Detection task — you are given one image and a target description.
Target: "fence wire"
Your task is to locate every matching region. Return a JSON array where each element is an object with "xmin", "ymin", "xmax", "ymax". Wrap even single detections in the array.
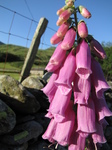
[{"xmin": 0, "ymin": 4, "xmax": 56, "ymax": 79}]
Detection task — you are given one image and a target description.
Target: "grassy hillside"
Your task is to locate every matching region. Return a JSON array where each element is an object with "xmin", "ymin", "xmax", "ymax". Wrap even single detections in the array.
[
  {"xmin": 0, "ymin": 44, "xmax": 112, "ymax": 81},
  {"xmin": 0, "ymin": 44, "xmax": 55, "ymax": 80},
  {"xmin": 0, "ymin": 44, "xmax": 55, "ymax": 68}
]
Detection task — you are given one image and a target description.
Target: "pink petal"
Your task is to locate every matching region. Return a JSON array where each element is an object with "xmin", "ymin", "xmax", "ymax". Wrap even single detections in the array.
[
  {"xmin": 55, "ymin": 49, "xmax": 76, "ymax": 95},
  {"xmin": 77, "ymin": 96, "xmax": 96, "ymax": 134},
  {"xmin": 78, "ymin": 5, "xmax": 91, "ymax": 18},
  {"xmin": 69, "ymin": 129, "xmax": 86, "ymax": 150},
  {"xmin": 92, "ymin": 122, "xmax": 107, "ymax": 144},
  {"xmin": 42, "ymin": 118, "xmax": 56, "ymax": 143},
  {"xmin": 57, "ymin": 22, "xmax": 70, "ymax": 37},
  {"xmin": 92, "ymin": 89, "xmax": 112, "ymax": 121},
  {"xmin": 50, "ymin": 33, "xmax": 63, "ymax": 45},
  {"xmin": 43, "ymin": 101, "xmax": 75, "ymax": 146},
  {"xmin": 76, "ymin": 39, "xmax": 92, "ymax": 79},
  {"xmin": 91, "ymin": 57, "xmax": 110, "ymax": 99},
  {"xmin": 48, "ymin": 87, "xmax": 72, "ymax": 122},
  {"xmin": 90, "ymin": 39, "xmax": 107, "ymax": 59},
  {"xmin": 53, "ymin": 101, "xmax": 75, "ymax": 146},
  {"xmin": 78, "ymin": 21, "xmax": 88, "ymax": 38},
  {"xmin": 45, "ymin": 42, "xmax": 67, "ymax": 72},
  {"xmin": 73, "ymin": 73, "xmax": 91, "ymax": 104},
  {"xmin": 61, "ymin": 28, "xmax": 76, "ymax": 50},
  {"xmin": 41, "ymin": 70, "xmax": 59, "ymax": 102}
]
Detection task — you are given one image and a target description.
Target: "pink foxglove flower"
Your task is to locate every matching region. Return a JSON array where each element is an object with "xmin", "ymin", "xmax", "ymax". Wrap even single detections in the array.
[
  {"xmin": 61, "ymin": 28, "xmax": 76, "ymax": 50},
  {"xmin": 77, "ymin": 96, "xmax": 96, "ymax": 134},
  {"xmin": 42, "ymin": 118, "xmax": 56, "ymax": 143},
  {"xmin": 92, "ymin": 89, "xmax": 112, "ymax": 121},
  {"xmin": 78, "ymin": 5, "xmax": 91, "ymax": 18},
  {"xmin": 43, "ymin": 101, "xmax": 75, "ymax": 146},
  {"xmin": 73, "ymin": 73, "xmax": 91, "ymax": 104},
  {"xmin": 45, "ymin": 42, "xmax": 66, "ymax": 72},
  {"xmin": 55, "ymin": 49, "xmax": 76, "ymax": 95},
  {"xmin": 78, "ymin": 20, "xmax": 88, "ymax": 38},
  {"xmin": 48, "ymin": 88, "xmax": 72, "ymax": 122},
  {"xmin": 68, "ymin": 129, "xmax": 86, "ymax": 150},
  {"xmin": 91, "ymin": 57, "xmax": 110, "ymax": 98},
  {"xmin": 41, "ymin": 70, "xmax": 59, "ymax": 103},
  {"xmin": 90, "ymin": 38, "xmax": 107, "ymax": 59},
  {"xmin": 50, "ymin": 33, "xmax": 63, "ymax": 45},
  {"xmin": 92, "ymin": 122, "xmax": 107, "ymax": 144},
  {"xmin": 57, "ymin": 22, "xmax": 70, "ymax": 37},
  {"xmin": 76, "ymin": 39, "xmax": 92, "ymax": 79},
  {"xmin": 53, "ymin": 101, "xmax": 75, "ymax": 146}
]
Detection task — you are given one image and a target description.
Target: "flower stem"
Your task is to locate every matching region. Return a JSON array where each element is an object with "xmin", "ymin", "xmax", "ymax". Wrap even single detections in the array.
[{"xmin": 74, "ymin": 8, "xmax": 79, "ymax": 44}]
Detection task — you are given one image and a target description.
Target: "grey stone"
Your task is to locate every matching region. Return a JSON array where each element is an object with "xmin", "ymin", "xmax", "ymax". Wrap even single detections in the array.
[
  {"xmin": 27, "ymin": 140, "xmax": 50, "ymax": 150},
  {"xmin": 22, "ymin": 76, "xmax": 44, "ymax": 90},
  {"xmin": 1, "ymin": 120, "xmax": 43, "ymax": 145},
  {"xmin": 26, "ymin": 88, "xmax": 49, "ymax": 112},
  {"xmin": 0, "ymin": 142, "xmax": 28, "ymax": 150},
  {"xmin": 34, "ymin": 113, "xmax": 50, "ymax": 132},
  {"xmin": 0, "ymin": 75, "xmax": 40, "ymax": 114},
  {"xmin": 0, "ymin": 98, "xmax": 16, "ymax": 135}
]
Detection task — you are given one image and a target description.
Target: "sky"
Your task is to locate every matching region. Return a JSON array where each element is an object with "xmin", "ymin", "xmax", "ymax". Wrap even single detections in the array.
[{"xmin": 0, "ymin": 0, "xmax": 112, "ymax": 49}]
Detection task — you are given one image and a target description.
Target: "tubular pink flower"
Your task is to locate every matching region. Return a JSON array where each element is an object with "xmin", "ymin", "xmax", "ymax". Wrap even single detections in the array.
[
  {"xmin": 78, "ymin": 5, "xmax": 91, "ymax": 19},
  {"xmin": 92, "ymin": 89, "xmax": 112, "ymax": 121},
  {"xmin": 53, "ymin": 101, "xmax": 75, "ymax": 146},
  {"xmin": 76, "ymin": 39, "xmax": 92, "ymax": 79},
  {"xmin": 50, "ymin": 33, "xmax": 63, "ymax": 45},
  {"xmin": 45, "ymin": 42, "xmax": 67, "ymax": 72},
  {"xmin": 48, "ymin": 88, "xmax": 72, "ymax": 122},
  {"xmin": 55, "ymin": 49, "xmax": 76, "ymax": 95},
  {"xmin": 57, "ymin": 22, "xmax": 70, "ymax": 37},
  {"xmin": 91, "ymin": 57, "xmax": 110, "ymax": 98},
  {"xmin": 41, "ymin": 70, "xmax": 59, "ymax": 103},
  {"xmin": 68, "ymin": 130, "xmax": 86, "ymax": 150},
  {"xmin": 90, "ymin": 38, "xmax": 107, "ymax": 59},
  {"xmin": 73, "ymin": 73, "xmax": 91, "ymax": 104},
  {"xmin": 61, "ymin": 28, "xmax": 76, "ymax": 50},
  {"xmin": 43, "ymin": 101, "xmax": 75, "ymax": 146},
  {"xmin": 78, "ymin": 20, "xmax": 88, "ymax": 38},
  {"xmin": 92, "ymin": 122, "xmax": 107, "ymax": 144},
  {"xmin": 42, "ymin": 118, "xmax": 56, "ymax": 143},
  {"xmin": 77, "ymin": 96, "xmax": 96, "ymax": 134}
]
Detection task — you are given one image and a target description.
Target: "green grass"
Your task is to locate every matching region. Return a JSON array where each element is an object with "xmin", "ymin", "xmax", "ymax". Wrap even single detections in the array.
[{"xmin": 0, "ymin": 44, "xmax": 55, "ymax": 80}]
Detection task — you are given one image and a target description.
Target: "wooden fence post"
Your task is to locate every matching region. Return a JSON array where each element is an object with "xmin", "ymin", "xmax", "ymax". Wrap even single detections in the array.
[{"xmin": 19, "ymin": 17, "xmax": 48, "ymax": 82}]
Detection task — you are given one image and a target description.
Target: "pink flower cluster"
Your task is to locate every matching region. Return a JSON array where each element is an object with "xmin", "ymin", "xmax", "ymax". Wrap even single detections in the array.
[{"xmin": 42, "ymin": 0, "xmax": 111, "ymax": 149}]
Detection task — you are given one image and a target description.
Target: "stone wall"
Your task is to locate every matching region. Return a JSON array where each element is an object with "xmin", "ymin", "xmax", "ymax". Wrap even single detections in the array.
[{"xmin": 0, "ymin": 75, "xmax": 112, "ymax": 150}]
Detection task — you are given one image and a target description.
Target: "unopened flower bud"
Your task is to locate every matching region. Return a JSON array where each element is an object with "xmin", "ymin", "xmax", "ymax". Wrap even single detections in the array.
[
  {"xmin": 78, "ymin": 5, "xmax": 91, "ymax": 19},
  {"xmin": 57, "ymin": 22, "xmax": 70, "ymax": 37},
  {"xmin": 90, "ymin": 39, "xmax": 107, "ymax": 59},
  {"xmin": 59, "ymin": 8, "xmax": 73, "ymax": 22},
  {"xmin": 50, "ymin": 33, "xmax": 63, "ymax": 45},
  {"xmin": 65, "ymin": 0, "xmax": 75, "ymax": 4},
  {"xmin": 66, "ymin": 1, "xmax": 74, "ymax": 7},
  {"xmin": 78, "ymin": 20, "xmax": 88, "ymax": 38},
  {"xmin": 57, "ymin": 5, "xmax": 68, "ymax": 16},
  {"xmin": 61, "ymin": 27, "xmax": 76, "ymax": 50}
]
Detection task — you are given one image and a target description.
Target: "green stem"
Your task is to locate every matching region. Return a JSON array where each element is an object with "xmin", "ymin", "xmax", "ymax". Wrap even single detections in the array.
[{"xmin": 74, "ymin": 8, "xmax": 79, "ymax": 45}]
